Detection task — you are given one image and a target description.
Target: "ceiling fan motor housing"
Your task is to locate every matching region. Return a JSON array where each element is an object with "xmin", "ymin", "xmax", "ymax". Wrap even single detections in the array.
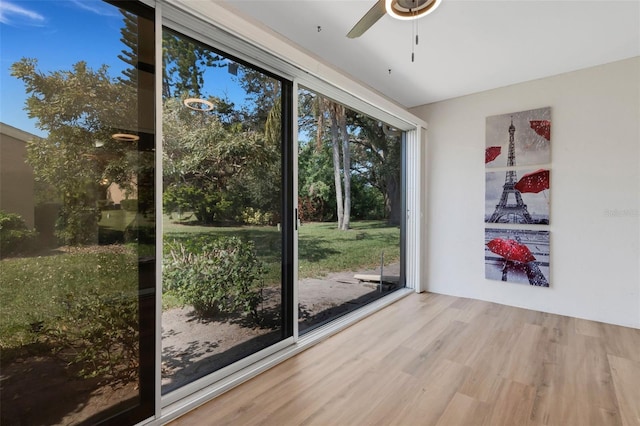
[
  {"xmin": 347, "ymin": 0, "xmax": 443, "ymax": 38},
  {"xmin": 386, "ymin": 0, "xmax": 442, "ymax": 20}
]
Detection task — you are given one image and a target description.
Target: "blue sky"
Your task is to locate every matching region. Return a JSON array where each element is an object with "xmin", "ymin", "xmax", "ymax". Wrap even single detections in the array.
[
  {"xmin": 1, "ymin": 0, "xmax": 127, "ymax": 136},
  {"xmin": 1, "ymin": 0, "xmax": 246, "ymax": 138}
]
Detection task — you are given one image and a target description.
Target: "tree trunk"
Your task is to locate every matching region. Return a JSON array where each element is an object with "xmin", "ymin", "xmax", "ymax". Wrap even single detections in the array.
[
  {"xmin": 386, "ymin": 173, "xmax": 401, "ymax": 226},
  {"xmin": 339, "ymin": 106, "xmax": 351, "ymax": 230},
  {"xmin": 330, "ymin": 114, "xmax": 344, "ymax": 229}
]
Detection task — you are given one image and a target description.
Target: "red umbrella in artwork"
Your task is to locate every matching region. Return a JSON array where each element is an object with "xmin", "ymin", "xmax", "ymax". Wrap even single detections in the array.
[
  {"xmin": 515, "ymin": 169, "xmax": 549, "ymax": 194},
  {"xmin": 530, "ymin": 120, "xmax": 551, "ymax": 141},
  {"xmin": 487, "ymin": 238, "xmax": 536, "ymax": 263},
  {"xmin": 485, "ymin": 146, "xmax": 502, "ymax": 164}
]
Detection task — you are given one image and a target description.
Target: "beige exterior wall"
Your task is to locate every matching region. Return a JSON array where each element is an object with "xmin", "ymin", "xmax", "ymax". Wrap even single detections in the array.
[
  {"xmin": 107, "ymin": 180, "xmax": 137, "ymax": 205},
  {"xmin": 0, "ymin": 123, "xmax": 36, "ymax": 228}
]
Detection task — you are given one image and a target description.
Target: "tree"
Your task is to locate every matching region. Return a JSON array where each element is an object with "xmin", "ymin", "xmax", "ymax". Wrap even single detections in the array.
[
  {"xmin": 305, "ymin": 94, "xmax": 352, "ymax": 230},
  {"xmin": 162, "ymin": 96, "xmax": 275, "ymax": 224},
  {"xmin": 11, "ymin": 58, "xmax": 139, "ymax": 244},
  {"xmin": 297, "ymin": 142, "xmax": 336, "ymax": 222},
  {"xmin": 162, "ymin": 30, "xmax": 224, "ymax": 99},
  {"xmin": 328, "ymin": 102, "xmax": 345, "ymax": 229},
  {"xmin": 161, "ymin": 35, "xmax": 284, "ymax": 224},
  {"xmin": 116, "ymin": 9, "xmax": 140, "ymax": 88},
  {"xmin": 234, "ymin": 66, "xmax": 283, "ymax": 221},
  {"xmin": 237, "ymin": 66, "xmax": 281, "ymax": 131},
  {"xmin": 351, "ymin": 117, "xmax": 403, "ymax": 225},
  {"xmin": 338, "ymin": 104, "xmax": 351, "ymax": 230}
]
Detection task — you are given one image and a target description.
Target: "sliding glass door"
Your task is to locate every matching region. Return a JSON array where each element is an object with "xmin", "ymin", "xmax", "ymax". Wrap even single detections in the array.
[
  {"xmin": 160, "ymin": 29, "xmax": 293, "ymax": 396},
  {"xmin": 1, "ymin": 2, "xmax": 412, "ymax": 423},
  {"xmin": 0, "ymin": 1, "xmax": 155, "ymax": 424},
  {"xmin": 297, "ymin": 87, "xmax": 405, "ymax": 333}
]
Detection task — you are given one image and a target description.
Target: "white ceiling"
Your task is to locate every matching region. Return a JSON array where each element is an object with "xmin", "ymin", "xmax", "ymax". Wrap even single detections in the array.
[{"xmin": 223, "ymin": 0, "xmax": 640, "ymax": 109}]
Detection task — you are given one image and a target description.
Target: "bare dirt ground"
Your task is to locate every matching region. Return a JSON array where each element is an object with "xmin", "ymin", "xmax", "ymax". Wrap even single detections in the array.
[
  {"xmin": 0, "ymin": 356, "xmax": 138, "ymax": 426},
  {"xmin": 1, "ymin": 264, "xmax": 400, "ymax": 425},
  {"xmin": 161, "ymin": 263, "xmax": 400, "ymax": 393}
]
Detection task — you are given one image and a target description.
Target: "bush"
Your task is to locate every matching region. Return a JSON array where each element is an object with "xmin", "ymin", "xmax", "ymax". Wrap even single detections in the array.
[
  {"xmin": 55, "ymin": 206, "xmax": 100, "ymax": 246},
  {"xmin": 163, "ymin": 237, "xmax": 264, "ymax": 320},
  {"xmin": 239, "ymin": 207, "xmax": 273, "ymax": 226},
  {"xmin": 0, "ymin": 211, "xmax": 37, "ymax": 258},
  {"xmin": 163, "ymin": 184, "xmax": 243, "ymax": 224},
  {"xmin": 40, "ymin": 291, "xmax": 139, "ymax": 382}
]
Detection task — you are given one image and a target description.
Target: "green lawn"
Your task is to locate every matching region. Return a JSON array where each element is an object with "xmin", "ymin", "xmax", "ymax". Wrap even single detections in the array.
[
  {"xmin": 298, "ymin": 221, "xmax": 400, "ymax": 278},
  {"xmin": 0, "ymin": 248, "xmax": 138, "ymax": 352},
  {"xmin": 0, "ymin": 218, "xmax": 399, "ymax": 355},
  {"xmin": 164, "ymin": 218, "xmax": 400, "ymax": 281}
]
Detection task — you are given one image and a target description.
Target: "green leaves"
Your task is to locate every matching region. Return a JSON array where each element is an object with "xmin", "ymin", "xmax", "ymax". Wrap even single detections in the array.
[
  {"xmin": 163, "ymin": 237, "xmax": 265, "ymax": 321},
  {"xmin": 0, "ymin": 211, "xmax": 37, "ymax": 258},
  {"xmin": 162, "ymin": 96, "xmax": 281, "ymax": 224},
  {"xmin": 11, "ymin": 56, "xmax": 144, "ymax": 245},
  {"xmin": 42, "ymin": 291, "xmax": 139, "ymax": 382}
]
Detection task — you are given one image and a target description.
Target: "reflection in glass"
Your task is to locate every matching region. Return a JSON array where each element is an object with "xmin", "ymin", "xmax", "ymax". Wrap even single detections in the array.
[
  {"xmin": 0, "ymin": 1, "xmax": 155, "ymax": 424},
  {"xmin": 161, "ymin": 29, "xmax": 288, "ymax": 394},
  {"xmin": 297, "ymin": 87, "xmax": 404, "ymax": 333}
]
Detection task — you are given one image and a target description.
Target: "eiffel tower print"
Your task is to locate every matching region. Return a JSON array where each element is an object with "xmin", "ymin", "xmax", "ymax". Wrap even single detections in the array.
[{"xmin": 487, "ymin": 118, "xmax": 533, "ymax": 224}]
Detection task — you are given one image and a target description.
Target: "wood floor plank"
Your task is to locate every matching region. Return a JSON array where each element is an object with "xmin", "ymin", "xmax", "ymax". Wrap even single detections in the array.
[
  {"xmin": 603, "ymin": 323, "xmax": 640, "ymax": 362},
  {"xmin": 608, "ymin": 354, "xmax": 640, "ymax": 426},
  {"xmin": 434, "ymin": 392, "xmax": 490, "ymax": 426},
  {"xmin": 170, "ymin": 294, "xmax": 639, "ymax": 426},
  {"xmin": 456, "ymin": 315, "xmax": 525, "ymax": 402},
  {"xmin": 575, "ymin": 316, "xmax": 604, "ymax": 338},
  {"xmin": 501, "ymin": 322, "xmax": 546, "ymax": 386},
  {"xmin": 388, "ymin": 358, "xmax": 470, "ymax": 426},
  {"xmin": 401, "ymin": 319, "xmax": 469, "ymax": 379},
  {"xmin": 300, "ymin": 366, "xmax": 411, "ymax": 426},
  {"xmin": 482, "ymin": 379, "xmax": 536, "ymax": 426}
]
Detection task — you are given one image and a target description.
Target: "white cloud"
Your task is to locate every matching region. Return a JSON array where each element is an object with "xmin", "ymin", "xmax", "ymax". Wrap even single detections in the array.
[
  {"xmin": 69, "ymin": 0, "xmax": 118, "ymax": 17},
  {"xmin": 0, "ymin": 1, "xmax": 45, "ymax": 25}
]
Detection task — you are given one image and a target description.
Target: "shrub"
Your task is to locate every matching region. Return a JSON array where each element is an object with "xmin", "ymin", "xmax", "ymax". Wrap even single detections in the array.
[
  {"xmin": 239, "ymin": 207, "xmax": 273, "ymax": 226},
  {"xmin": 55, "ymin": 206, "xmax": 100, "ymax": 246},
  {"xmin": 0, "ymin": 211, "xmax": 38, "ymax": 258},
  {"xmin": 163, "ymin": 237, "xmax": 264, "ymax": 320},
  {"xmin": 40, "ymin": 291, "xmax": 139, "ymax": 382}
]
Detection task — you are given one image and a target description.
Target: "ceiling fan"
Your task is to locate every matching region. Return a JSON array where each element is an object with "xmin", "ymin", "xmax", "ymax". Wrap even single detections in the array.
[{"xmin": 347, "ymin": 0, "xmax": 442, "ymax": 38}]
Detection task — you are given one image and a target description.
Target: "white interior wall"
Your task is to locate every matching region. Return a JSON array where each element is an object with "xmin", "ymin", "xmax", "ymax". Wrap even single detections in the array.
[{"xmin": 410, "ymin": 57, "xmax": 640, "ymax": 329}]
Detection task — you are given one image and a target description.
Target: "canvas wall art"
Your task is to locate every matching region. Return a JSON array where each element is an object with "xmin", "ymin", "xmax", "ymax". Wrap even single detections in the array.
[
  {"xmin": 484, "ymin": 107, "xmax": 551, "ymax": 288},
  {"xmin": 485, "ymin": 168, "xmax": 550, "ymax": 224},
  {"xmin": 485, "ymin": 228, "xmax": 550, "ymax": 287},
  {"xmin": 485, "ymin": 107, "xmax": 551, "ymax": 168}
]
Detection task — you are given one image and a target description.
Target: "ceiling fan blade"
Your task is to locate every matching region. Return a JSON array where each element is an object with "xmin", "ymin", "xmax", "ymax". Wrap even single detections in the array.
[{"xmin": 346, "ymin": 0, "xmax": 386, "ymax": 38}]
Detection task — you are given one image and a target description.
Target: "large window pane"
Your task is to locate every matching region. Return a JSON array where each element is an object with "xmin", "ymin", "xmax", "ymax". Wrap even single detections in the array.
[
  {"xmin": 0, "ymin": 1, "xmax": 155, "ymax": 424},
  {"xmin": 297, "ymin": 87, "xmax": 404, "ymax": 333},
  {"xmin": 161, "ymin": 29, "xmax": 291, "ymax": 394}
]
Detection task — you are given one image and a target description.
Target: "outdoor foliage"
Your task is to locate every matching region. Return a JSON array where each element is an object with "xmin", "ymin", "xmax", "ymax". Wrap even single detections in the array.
[
  {"xmin": 162, "ymin": 29, "xmax": 226, "ymax": 99},
  {"xmin": 351, "ymin": 115, "xmax": 403, "ymax": 225},
  {"xmin": 0, "ymin": 211, "xmax": 37, "ymax": 258},
  {"xmin": 163, "ymin": 237, "xmax": 265, "ymax": 320},
  {"xmin": 55, "ymin": 205, "xmax": 101, "ymax": 246},
  {"xmin": 298, "ymin": 142, "xmax": 389, "ymax": 222},
  {"xmin": 162, "ymin": 31, "xmax": 283, "ymax": 226},
  {"xmin": 162, "ymin": 96, "xmax": 279, "ymax": 225},
  {"xmin": 298, "ymin": 88, "xmax": 402, "ymax": 226},
  {"xmin": 0, "ymin": 248, "xmax": 138, "ymax": 363},
  {"xmin": 239, "ymin": 207, "xmax": 274, "ymax": 226},
  {"xmin": 10, "ymin": 58, "xmax": 144, "ymax": 245},
  {"xmin": 40, "ymin": 291, "xmax": 139, "ymax": 382}
]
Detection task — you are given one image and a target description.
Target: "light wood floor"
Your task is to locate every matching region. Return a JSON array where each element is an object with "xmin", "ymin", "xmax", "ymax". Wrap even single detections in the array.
[{"xmin": 170, "ymin": 293, "xmax": 640, "ymax": 426}]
